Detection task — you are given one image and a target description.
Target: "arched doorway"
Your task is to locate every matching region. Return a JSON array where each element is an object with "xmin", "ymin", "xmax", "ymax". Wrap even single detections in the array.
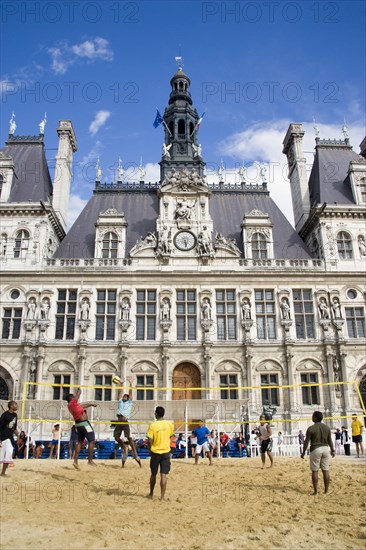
[
  {"xmin": 0, "ymin": 376, "xmax": 10, "ymax": 400},
  {"xmin": 172, "ymin": 363, "xmax": 201, "ymax": 400},
  {"xmin": 359, "ymin": 374, "xmax": 366, "ymax": 426}
]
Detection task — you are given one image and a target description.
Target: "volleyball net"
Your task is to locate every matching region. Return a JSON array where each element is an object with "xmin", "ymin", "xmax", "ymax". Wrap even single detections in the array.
[{"xmin": 18, "ymin": 379, "xmax": 366, "ymax": 435}]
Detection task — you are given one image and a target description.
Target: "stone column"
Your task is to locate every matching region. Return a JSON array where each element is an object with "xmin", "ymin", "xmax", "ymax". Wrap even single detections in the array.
[
  {"xmin": 244, "ymin": 349, "xmax": 254, "ymax": 426},
  {"xmin": 325, "ymin": 349, "xmax": 336, "ymax": 429},
  {"xmin": 161, "ymin": 344, "xmax": 171, "ymax": 401},
  {"xmin": 284, "ymin": 349, "xmax": 294, "ymax": 435},
  {"xmin": 119, "ymin": 345, "xmax": 128, "ymax": 382},
  {"xmin": 203, "ymin": 345, "xmax": 212, "ymax": 399},
  {"xmin": 77, "ymin": 346, "xmax": 87, "ymax": 388},
  {"xmin": 340, "ymin": 351, "xmax": 351, "ymax": 414},
  {"xmin": 35, "ymin": 348, "xmax": 45, "ymax": 400}
]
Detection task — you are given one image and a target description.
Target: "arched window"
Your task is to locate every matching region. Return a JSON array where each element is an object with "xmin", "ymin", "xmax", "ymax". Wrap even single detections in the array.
[
  {"xmin": 189, "ymin": 122, "xmax": 194, "ymax": 136},
  {"xmin": 337, "ymin": 231, "xmax": 353, "ymax": 259},
  {"xmin": 251, "ymin": 232, "xmax": 267, "ymax": 259},
  {"xmin": 14, "ymin": 229, "xmax": 29, "ymax": 258},
  {"xmin": 0, "ymin": 174, "xmax": 3, "ymax": 199},
  {"xmin": 102, "ymin": 232, "xmax": 118, "ymax": 259},
  {"xmin": 178, "ymin": 119, "xmax": 185, "ymax": 139},
  {"xmin": 169, "ymin": 121, "xmax": 174, "ymax": 137}
]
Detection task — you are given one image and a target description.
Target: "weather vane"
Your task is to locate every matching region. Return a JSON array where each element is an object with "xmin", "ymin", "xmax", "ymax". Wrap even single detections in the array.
[{"xmin": 175, "ymin": 46, "xmax": 184, "ymax": 70}]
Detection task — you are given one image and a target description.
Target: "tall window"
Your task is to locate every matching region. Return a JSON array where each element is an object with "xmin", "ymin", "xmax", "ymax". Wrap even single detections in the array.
[
  {"xmin": 359, "ymin": 180, "xmax": 366, "ymax": 203},
  {"xmin": 176, "ymin": 290, "xmax": 196, "ymax": 340},
  {"xmin": 2, "ymin": 308, "xmax": 22, "ymax": 339},
  {"xmin": 311, "ymin": 238, "xmax": 320, "ymax": 259},
  {"xmin": 255, "ymin": 289, "xmax": 276, "ymax": 339},
  {"xmin": 337, "ymin": 231, "xmax": 353, "ymax": 259},
  {"xmin": 52, "ymin": 374, "xmax": 71, "ymax": 400},
  {"xmin": 178, "ymin": 119, "xmax": 185, "ymax": 138},
  {"xmin": 261, "ymin": 373, "xmax": 279, "ymax": 406},
  {"xmin": 301, "ymin": 373, "xmax": 320, "ymax": 405},
  {"xmin": 94, "ymin": 375, "xmax": 112, "ymax": 401},
  {"xmin": 0, "ymin": 175, "xmax": 3, "ymax": 199},
  {"xmin": 102, "ymin": 232, "xmax": 118, "ymax": 259},
  {"xmin": 136, "ymin": 290, "xmax": 156, "ymax": 340},
  {"xmin": 14, "ymin": 229, "xmax": 29, "ymax": 258},
  {"xmin": 136, "ymin": 375, "xmax": 154, "ymax": 400},
  {"xmin": 252, "ymin": 233, "xmax": 267, "ymax": 259},
  {"xmin": 293, "ymin": 289, "xmax": 315, "ymax": 339},
  {"xmin": 345, "ymin": 307, "xmax": 365, "ymax": 338},
  {"xmin": 96, "ymin": 290, "xmax": 117, "ymax": 340},
  {"xmin": 55, "ymin": 289, "xmax": 77, "ymax": 340},
  {"xmin": 216, "ymin": 290, "xmax": 236, "ymax": 340},
  {"xmin": 220, "ymin": 374, "xmax": 238, "ymax": 399}
]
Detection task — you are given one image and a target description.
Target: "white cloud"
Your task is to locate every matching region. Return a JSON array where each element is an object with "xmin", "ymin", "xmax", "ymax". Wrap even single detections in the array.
[
  {"xmin": 89, "ymin": 110, "xmax": 111, "ymax": 136},
  {"xmin": 67, "ymin": 194, "xmax": 88, "ymax": 229},
  {"xmin": 71, "ymin": 37, "xmax": 114, "ymax": 61},
  {"xmin": 48, "ymin": 37, "xmax": 114, "ymax": 75},
  {"xmin": 217, "ymin": 119, "xmax": 365, "ymax": 226}
]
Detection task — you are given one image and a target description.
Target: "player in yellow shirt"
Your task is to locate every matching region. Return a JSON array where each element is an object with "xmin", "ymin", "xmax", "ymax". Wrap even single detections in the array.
[
  {"xmin": 147, "ymin": 406, "xmax": 174, "ymax": 500},
  {"xmin": 351, "ymin": 414, "xmax": 364, "ymax": 458}
]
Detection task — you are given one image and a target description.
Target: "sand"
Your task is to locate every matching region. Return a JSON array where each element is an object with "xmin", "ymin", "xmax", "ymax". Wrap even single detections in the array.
[{"xmin": 1, "ymin": 456, "xmax": 365, "ymax": 550}]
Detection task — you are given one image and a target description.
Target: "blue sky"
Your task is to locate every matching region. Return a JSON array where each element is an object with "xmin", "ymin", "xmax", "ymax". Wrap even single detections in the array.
[{"xmin": 1, "ymin": 0, "xmax": 365, "ymax": 226}]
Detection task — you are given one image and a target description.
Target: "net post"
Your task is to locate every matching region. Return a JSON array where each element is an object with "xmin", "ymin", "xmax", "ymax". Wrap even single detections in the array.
[
  {"xmin": 185, "ymin": 401, "xmax": 188, "ymax": 459},
  {"xmin": 26, "ymin": 404, "xmax": 31, "ymax": 460}
]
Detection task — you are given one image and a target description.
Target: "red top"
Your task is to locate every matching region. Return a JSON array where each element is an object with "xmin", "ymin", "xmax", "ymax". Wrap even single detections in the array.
[
  {"xmin": 68, "ymin": 398, "xmax": 85, "ymax": 421},
  {"xmin": 220, "ymin": 433, "xmax": 230, "ymax": 445}
]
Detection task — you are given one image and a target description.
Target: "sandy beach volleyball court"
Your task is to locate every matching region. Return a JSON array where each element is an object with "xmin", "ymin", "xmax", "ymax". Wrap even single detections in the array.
[{"xmin": 1, "ymin": 457, "xmax": 365, "ymax": 549}]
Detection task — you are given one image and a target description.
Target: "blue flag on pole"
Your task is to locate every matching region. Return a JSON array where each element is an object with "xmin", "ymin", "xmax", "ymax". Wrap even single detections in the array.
[{"xmin": 153, "ymin": 109, "xmax": 164, "ymax": 128}]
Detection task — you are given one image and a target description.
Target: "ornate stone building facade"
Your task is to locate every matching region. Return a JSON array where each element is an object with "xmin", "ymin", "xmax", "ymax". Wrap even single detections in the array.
[{"xmin": 0, "ymin": 68, "xmax": 365, "ymax": 435}]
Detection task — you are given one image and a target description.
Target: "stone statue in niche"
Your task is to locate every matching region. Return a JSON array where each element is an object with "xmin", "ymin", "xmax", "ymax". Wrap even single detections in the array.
[
  {"xmin": 241, "ymin": 299, "xmax": 251, "ymax": 320},
  {"xmin": 40, "ymin": 299, "xmax": 50, "ymax": 320},
  {"xmin": 358, "ymin": 235, "xmax": 366, "ymax": 256},
  {"xmin": 26, "ymin": 299, "xmax": 36, "ymax": 320},
  {"xmin": 160, "ymin": 298, "xmax": 171, "ymax": 321},
  {"xmin": 332, "ymin": 299, "xmax": 342, "ymax": 319},
  {"xmin": 280, "ymin": 299, "xmax": 291, "ymax": 320},
  {"xmin": 80, "ymin": 299, "xmax": 90, "ymax": 321},
  {"xmin": 201, "ymin": 298, "xmax": 212, "ymax": 320},
  {"xmin": 175, "ymin": 198, "xmax": 195, "ymax": 221},
  {"xmin": 121, "ymin": 299, "xmax": 131, "ymax": 321},
  {"xmin": 318, "ymin": 298, "xmax": 330, "ymax": 319}
]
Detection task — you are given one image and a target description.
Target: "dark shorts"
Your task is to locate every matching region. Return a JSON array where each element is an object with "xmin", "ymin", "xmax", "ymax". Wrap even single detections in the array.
[
  {"xmin": 352, "ymin": 435, "xmax": 362, "ymax": 443},
  {"xmin": 51, "ymin": 439, "xmax": 59, "ymax": 445},
  {"xmin": 75, "ymin": 420, "xmax": 95, "ymax": 443},
  {"xmin": 150, "ymin": 451, "xmax": 171, "ymax": 476},
  {"xmin": 114, "ymin": 416, "xmax": 131, "ymax": 438},
  {"xmin": 260, "ymin": 438, "xmax": 273, "ymax": 454}
]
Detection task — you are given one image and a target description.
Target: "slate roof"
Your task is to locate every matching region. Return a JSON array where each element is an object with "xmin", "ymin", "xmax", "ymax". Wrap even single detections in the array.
[
  {"xmin": 308, "ymin": 142, "xmax": 361, "ymax": 207},
  {"xmin": 2, "ymin": 138, "xmax": 53, "ymax": 203},
  {"xmin": 55, "ymin": 187, "xmax": 312, "ymax": 260}
]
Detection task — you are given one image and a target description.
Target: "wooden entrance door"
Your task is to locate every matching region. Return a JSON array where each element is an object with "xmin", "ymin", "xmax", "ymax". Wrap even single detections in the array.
[{"xmin": 172, "ymin": 363, "xmax": 201, "ymax": 400}]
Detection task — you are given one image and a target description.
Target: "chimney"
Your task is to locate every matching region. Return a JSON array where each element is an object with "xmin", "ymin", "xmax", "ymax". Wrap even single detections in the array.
[
  {"xmin": 283, "ymin": 123, "xmax": 310, "ymax": 231},
  {"xmin": 52, "ymin": 120, "xmax": 77, "ymax": 230}
]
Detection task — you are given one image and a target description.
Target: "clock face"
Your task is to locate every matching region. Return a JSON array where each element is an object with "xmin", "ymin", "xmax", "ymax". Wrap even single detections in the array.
[{"xmin": 174, "ymin": 231, "xmax": 196, "ymax": 251}]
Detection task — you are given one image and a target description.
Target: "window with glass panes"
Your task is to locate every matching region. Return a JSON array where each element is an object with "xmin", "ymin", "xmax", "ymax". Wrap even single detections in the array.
[
  {"xmin": 55, "ymin": 289, "xmax": 77, "ymax": 340},
  {"xmin": 220, "ymin": 374, "xmax": 238, "ymax": 399},
  {"xmin": 216, "ymin": 290, "xmax": 236, "ymax": 340},
  {"xmin": 251, "ymin": 232, "xmax": 268, "ymax": 259},
  {"xmin": 14, "ymin": 229, "xmax": 29, "ymax": 258},
  {"xmin": 52, "ymin": 375, "xmax": 71, "ymax": 400},
  {"xmin": 360, "ymin": 181, "xmax": 366, "ymax": 203},
  {"xmin": 293, "ymin": 289, "xmax": 315, "ymax": 339},
  {"xmin": 261, "ymin": 374, "xmax": 279, "ymax": 406},
  {"xmin": 102, "ymin": 232, "xmax": 118, "ymax": 259},
  {"xmin": 255, "ymin": 289, "xmax": 276, "ymax": 339},
  {"xmin": 176, "ymin": 290, "xmax": 196, "ymax": 340},
  {"xmin": 2, "ymin": 308, "xmax": 22, "ymax": 339},
  {"xmin": 300, "ymin": 373, "xmax": 320, "ymax": 405},
  {"xmin": 136, "ymin": 375, "xmax": 154, "ymax": 400},
  {"xmin": 94, "ymin": 375, "xmax": 112, "ymax": 401},
  {"xmin": 337, "ymin": 231, "xmax": 353, "ymax": 259},
  {"xmin": 136, "ymin": 290, "xmax": 156, "ymax": 340},
  {"xmin": 95, "ymin": 290, "xmax": 117, "ymax": 340},
  {"xmin": 345, "ymin": 307, "xmax": 365, "ymax": 338}
]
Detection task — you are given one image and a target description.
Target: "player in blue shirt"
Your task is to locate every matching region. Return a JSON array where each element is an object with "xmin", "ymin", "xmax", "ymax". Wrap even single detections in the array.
[
  {"xmin": 114, "ymin": 376, "xmax": 141, "ymax": 468},
  {"xmin": 193, "ymin": 420, "xmax": 213, "ymax": 465}
]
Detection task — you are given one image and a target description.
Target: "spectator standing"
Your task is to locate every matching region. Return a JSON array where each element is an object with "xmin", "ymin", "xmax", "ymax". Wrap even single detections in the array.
[{"xmin": 341, "ymin": 426, "xmax": 351, "ymax": 456}]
